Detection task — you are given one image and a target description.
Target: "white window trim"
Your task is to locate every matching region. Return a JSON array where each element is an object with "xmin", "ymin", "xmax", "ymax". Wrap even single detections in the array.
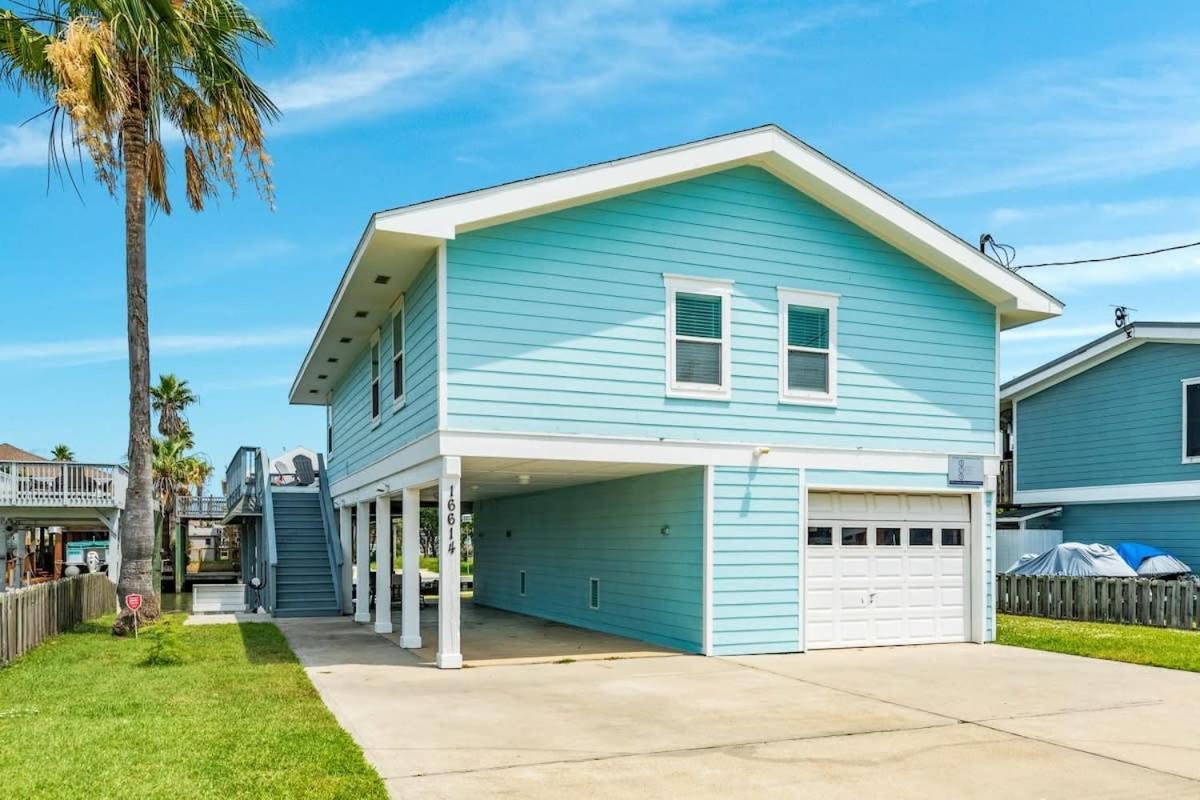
[
  {"xmin": 391, "ymin": 295, "xmax": 406, "ymax": 412},
  {"xmin": 664, "ymin": 274, "xmax": 733, "ymax": 401},
  {"xmin": 777, "ymin": 287, "xmax": 838, "ymax": 406},
  {"xmin": 369, "ymin": 330, "xmax": 382, "ymax": 429},
  {"xmin": 1183, "ymin": 377, "xmax": 1200, "ymax": 464}
]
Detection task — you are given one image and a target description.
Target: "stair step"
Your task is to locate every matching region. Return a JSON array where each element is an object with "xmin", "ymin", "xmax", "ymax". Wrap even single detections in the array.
[{"xmin": 273, "ymin": 606, "xmax": 340, "ymax": 618}]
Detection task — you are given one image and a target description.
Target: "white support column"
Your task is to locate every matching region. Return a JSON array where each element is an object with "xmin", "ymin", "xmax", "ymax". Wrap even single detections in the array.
[
  {"xmin": 375, "ymin": 495, "xmax": 393, "ymax": 634},
  {"xmin": 400, "ymin": 486, "xmax": 422, "ymax": 648},
  {"xmin": 354, "ymin": 500, "xmax": 371, "ymax": 623},
  {"xmin": 338, "ymin": 505, "xmax": 353, "ymax": 614},
  {"xmin": 14, "ymin": 528, "xmax": 25, "ymax": 588},
  {"xmin": 970, "ymin": 491, "xmax": 987, "ymax": 644},
  {"xmin": 436, "ymin": 457, "xmax": 463, "ymax": 669}
]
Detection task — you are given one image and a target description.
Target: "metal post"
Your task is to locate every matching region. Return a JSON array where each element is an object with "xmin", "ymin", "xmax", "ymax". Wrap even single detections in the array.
[{"xmin": 14, "ymin": 528, "xmax": 25, "ymax": 588}]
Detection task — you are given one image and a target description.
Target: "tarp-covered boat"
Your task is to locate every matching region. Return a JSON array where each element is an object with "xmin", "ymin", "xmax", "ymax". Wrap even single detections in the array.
[
  {"xmin": 1116, "ymin": 542, "xmax": 1192, "ymax": 577},
  {"xmin": 1005, "ymin": 543, "xmax": 1138, "ymax": 577}
]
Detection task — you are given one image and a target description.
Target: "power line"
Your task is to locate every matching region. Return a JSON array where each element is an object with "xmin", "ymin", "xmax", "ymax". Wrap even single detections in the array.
[{"xmin": 1015, "ymin": 239, "xmax": 1200, "ymax": 269}]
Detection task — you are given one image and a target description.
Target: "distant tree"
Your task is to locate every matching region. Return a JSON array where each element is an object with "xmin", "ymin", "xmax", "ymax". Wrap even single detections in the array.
[
  {"xmin": 50, "ymin": 443, "xmax": 74, "ymax": 461},
  {"xmin": 150, "ymin": 374, "xmax": 198, "ymax": 438}
]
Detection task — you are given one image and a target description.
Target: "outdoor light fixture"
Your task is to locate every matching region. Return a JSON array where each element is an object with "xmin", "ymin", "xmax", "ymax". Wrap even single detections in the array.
[
  {"xmin": 756, "ymin": 446, "xmax": 770, "ymax": 456},
  {"xmin": 517, "ymin": 474, "xmax": 531, "ymax": 485},
  {"xmin": 660, "ymin": 525, "xmax": 670, "ymax": 536}
]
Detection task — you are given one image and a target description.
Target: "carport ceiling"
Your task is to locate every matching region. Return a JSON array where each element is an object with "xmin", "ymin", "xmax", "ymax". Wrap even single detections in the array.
[{"xmin": 453, "ymin": 458, "xmax": 685, "ymax": 502}]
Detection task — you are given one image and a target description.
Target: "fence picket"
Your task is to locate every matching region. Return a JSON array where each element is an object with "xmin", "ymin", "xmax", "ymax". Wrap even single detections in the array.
[
  {"xmin": 997, "ymin": 575, "xmax": 1198, "ymax": 631},
  {"xmin": 0, "ymin": 573, "xmax": 115, "ymax": 666}
]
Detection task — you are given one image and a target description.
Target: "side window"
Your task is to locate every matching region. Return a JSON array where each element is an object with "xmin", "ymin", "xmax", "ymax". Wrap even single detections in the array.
[
  {"xmin": 664, "ymin": 275, "xmax": 732, "ymax": 400},
  {"xmin": 370, "ymin": 333, "xmax": 381, "ymax": 426},
  {"xmin": 778, "ymin": 288, "xmax": 838, "ymax": 405},
  {"xmin": 1184, "ymin": 378, "xmax": 1200, "ymax": 463},
  {"xmin": 391, "ymin": 300, "xmax": 405, "ymax": 408}
]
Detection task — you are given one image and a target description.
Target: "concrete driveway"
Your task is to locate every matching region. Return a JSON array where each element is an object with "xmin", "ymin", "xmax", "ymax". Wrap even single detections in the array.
[{"xmin": 278, "ymin": 616, "xmax": 1200, "ymax": 799}]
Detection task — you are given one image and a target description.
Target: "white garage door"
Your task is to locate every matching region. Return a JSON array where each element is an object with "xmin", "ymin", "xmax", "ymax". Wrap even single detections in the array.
[{"xmin": 806, "ymin": 491, "xmax": 970, "ymax": 650}]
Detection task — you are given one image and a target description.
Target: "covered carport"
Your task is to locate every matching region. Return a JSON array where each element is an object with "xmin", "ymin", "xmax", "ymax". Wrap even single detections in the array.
[{"xmin": 336, "ymin": 455, "xmax": 705, "ymax": 668}]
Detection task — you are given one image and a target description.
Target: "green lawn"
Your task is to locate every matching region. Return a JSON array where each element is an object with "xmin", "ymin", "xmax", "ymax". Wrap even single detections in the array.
[
  {"xmin": 384, "ymin": 555, "xmax": 473, "ymax": 575},
  {"xmin": 998, "ymin": 613, "xmax": 1200, "ymax": 673},
  {"xmin": 0, "ymin": 615, "xmax": 387, "ymax": 799}
]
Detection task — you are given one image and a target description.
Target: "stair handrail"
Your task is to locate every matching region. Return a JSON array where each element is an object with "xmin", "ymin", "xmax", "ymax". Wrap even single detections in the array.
[
  {"xmin": 316, "ymin": 453, "xmax": 343, "ymax": 609},
  {"xmin": 256, "ymin": 448, "xmax": 278, "ymax": 614}
]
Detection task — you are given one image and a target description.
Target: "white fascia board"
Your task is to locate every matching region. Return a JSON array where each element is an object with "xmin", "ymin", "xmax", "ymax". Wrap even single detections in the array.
[
  {"xmin": 373, "ymin": 126, "xmax": 1061, "ymax": 325},
  {"xmin": 326, "ymin": 428, "xmax": 1000, "ymax": 507},
  {"xmin": 1015, "ymin": 481, "xmax": 1200, "ymax": 505}
]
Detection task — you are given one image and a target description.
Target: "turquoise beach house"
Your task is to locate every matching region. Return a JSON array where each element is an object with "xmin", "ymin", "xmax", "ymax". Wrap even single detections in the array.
[
  {"xmin": 289, "ymin": 125, "xmax": 1062, "ymax": 668},
  {"xmin": 1001, "ymin": 322, "xmax": 1200, "ymax": 567}
]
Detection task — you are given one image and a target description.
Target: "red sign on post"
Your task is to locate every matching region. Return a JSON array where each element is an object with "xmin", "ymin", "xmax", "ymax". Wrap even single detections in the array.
[{"xmin": 125, "ymin": 594, "xmax": 143, "ymax": 612}]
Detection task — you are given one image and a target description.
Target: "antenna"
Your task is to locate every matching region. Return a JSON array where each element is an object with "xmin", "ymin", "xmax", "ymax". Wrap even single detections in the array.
[{"xmin": 1111, "ymin": 305, "xmax": 1137, "ymax": 337}]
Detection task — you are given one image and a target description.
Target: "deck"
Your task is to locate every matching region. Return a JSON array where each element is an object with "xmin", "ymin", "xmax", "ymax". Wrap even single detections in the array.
[{"xmin": 0, "ymin": 461, "xmax": 126, "ymax": 510}]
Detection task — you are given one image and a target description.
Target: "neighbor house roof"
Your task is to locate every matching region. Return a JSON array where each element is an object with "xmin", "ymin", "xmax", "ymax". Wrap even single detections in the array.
[
  {"xmin": 0, "ymin": 443, "xmax": 44, "ymax": 461},
  {"xmin": 1001, "ymin": 322, "xmax": 1200, "ymax": 402},
  {"xmin": 291, "ymin": 124, "xmax": 1064, "ymax": 405}
]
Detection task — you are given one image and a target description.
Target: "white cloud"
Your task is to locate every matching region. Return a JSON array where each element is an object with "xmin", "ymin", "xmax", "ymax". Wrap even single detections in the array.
[
  {"xmin": 0, "ymin": 327, "xmax": 313, "ymax": 366},
  {"xmin": 1013, "ymin": 231, "xmax": 1200, "ymax": 293},
  {"xmin": 886, "ymin": 41, "xmax": 1200, "ymax": 198},
  {"xmin": 269, "ymin": 0, "xmax": 751, "ymax": 122},
  {"xmin": 0, "ymin": 124, "xmax": 47, "ymax": 168}
]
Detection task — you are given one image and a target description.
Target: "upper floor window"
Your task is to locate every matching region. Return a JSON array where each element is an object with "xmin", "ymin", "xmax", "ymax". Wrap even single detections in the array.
[
  {"xmin": 777, "ymin": 287, "xmax": 838, "ymax": 406},
  {"xmin": 1184, "ymin": 377, "xmax": 1200, "ymax": 463},
  {"xmin": 391, "ymin": 297, "xmax": 406, "ymax": 409},
  {"xmin": 370, "ymin": 332, "xmax": 381, "ymax": 426},
  {"xmin": 664, "ymin": 274, "xmax": 733, "ymax": 400}
]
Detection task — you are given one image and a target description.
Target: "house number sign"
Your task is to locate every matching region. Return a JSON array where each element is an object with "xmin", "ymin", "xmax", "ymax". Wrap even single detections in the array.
[
  {"xmin": 445, "ymin": 485, "xmax": 457, "ymax": 555},
  {"xmin": 947, "ymin": 456, "xmax": 984, "ymax": 487}
]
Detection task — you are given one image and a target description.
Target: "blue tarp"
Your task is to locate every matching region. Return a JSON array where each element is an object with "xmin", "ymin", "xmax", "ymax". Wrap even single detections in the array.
[
  {"xmin": 1116, "ymin": 542, "xmax": 1192, "ymax": 576},
  {"xmin": 1116, "ymin": 542, "xmax": 1168, "ymax": 569}
]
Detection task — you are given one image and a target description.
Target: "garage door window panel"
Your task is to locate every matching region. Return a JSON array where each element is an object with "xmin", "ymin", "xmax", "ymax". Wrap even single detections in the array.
[
  {"xmin": 841, "ymin": 526, "xmax": 868, "ymax": 546},
  {"xmin": 876, "ymin": 527, "xmax": 901, "ymax": 546},
  {"xmin": 909, "ymin": 527, "xmax": 934, "ymax": 546},
  {"xmin": 808, "ymin": 526, "xmax": 833, "ymax": 546}
]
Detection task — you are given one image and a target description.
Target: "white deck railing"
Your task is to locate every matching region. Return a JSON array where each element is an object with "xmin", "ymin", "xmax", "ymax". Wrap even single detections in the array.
[{"xmin": 0, "ymin": 461, "xmax": 127, "ymax": 508}]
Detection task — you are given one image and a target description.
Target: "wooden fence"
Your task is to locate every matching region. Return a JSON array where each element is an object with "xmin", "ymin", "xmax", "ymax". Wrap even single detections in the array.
[
  {"xmin": 997, "ymin": 574, "xmax": 1200, "ymax": 630},
  {"xmin": 0, "ymin": 573, "xmax": 116, "ymax": 665}
]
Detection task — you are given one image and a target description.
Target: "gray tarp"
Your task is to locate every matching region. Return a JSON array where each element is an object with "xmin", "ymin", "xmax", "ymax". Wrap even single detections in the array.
[{"xmin": 1005, "ymin": 542, "xmax": 1138, "ymax": 577}]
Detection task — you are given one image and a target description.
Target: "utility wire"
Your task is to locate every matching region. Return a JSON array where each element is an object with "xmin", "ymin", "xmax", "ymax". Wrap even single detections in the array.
[{"xmin": 1015, "ymin": 239, "xmax": 1200, "ymax": 269}]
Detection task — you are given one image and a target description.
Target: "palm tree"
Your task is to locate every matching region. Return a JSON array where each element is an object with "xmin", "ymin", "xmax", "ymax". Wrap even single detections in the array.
[
  {"xmin": 50, "ymin": 444, "xmax": 74, "ymax": 461},
  {"xmin": 1, "ymin": 2, "xmax": 276, "ymax": 632},
  {"xmin": 189, "ymin": 458, "xmax": 214, "ymax": 497},
  {"xmin": 150, "ymin": 374, "xmax": 197, "ymax": 438}
]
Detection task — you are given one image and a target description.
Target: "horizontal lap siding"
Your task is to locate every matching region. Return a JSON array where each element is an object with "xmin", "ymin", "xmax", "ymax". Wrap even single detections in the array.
[
  {"xmin": 711, "ymin": 466, "xmax": 801, "ymax": 655},
  {"xmin": 445, "ymin": 166, "xmax": 996, "ymax": 452},
  {"xmin": 1017, "ymin": 343, "xmax": 1200, "ymax": 489},
  {"xmin": 1061, "ymin": 501, "xmax": 1200, "ymax": 568},
  {"xmin": 472, "ymin": 468, "xmax": 704, "ymax": 652},
  {"xmin": 326, "ymin": 257, "xmax": 438, "ymax": 483}
]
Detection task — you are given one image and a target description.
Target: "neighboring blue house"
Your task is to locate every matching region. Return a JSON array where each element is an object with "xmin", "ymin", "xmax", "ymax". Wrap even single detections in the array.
[
  {"xmin": 1001, "ymin": 322, "xmax": 1200, "ymax": 567},
  {"xmin": 290, "ymin": 125, "xmax": 1062, "ymax": 668}
]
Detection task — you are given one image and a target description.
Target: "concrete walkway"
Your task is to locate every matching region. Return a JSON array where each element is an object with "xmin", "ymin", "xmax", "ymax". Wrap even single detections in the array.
[{"xmin": 276, "ymin": 614, "xmax": 1200, "ymax": 799}]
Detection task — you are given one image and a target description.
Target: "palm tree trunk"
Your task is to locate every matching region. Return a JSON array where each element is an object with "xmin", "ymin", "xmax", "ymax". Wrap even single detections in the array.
[{"xmin": 113, "ymin": 75, "xmax": 160, "ymax": 633}]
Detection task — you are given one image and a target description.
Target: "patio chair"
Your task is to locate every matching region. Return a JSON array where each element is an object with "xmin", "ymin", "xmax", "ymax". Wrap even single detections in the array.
[{"xmin": 293, "ymin": 455, "xmax": 316, "ymax": 487}]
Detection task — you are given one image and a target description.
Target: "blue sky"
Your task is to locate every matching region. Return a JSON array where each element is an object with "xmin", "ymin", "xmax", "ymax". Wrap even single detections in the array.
[{"xmin": 3, "ymin": 0, "xmax": 1200, "ymax": 474}]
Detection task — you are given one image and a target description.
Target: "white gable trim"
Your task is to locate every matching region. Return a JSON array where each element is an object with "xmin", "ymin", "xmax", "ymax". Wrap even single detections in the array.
[
  {"xmin": 374, "ymin": 125, "xmax": 1058, "ymax": 323},
  {"xmin": 292, "ymin": 125, "xmax": 1063, "ymax": 404},
  {"xmin": 1002, "ymin": 324, "xmax": 1200, "ymax": 402}
]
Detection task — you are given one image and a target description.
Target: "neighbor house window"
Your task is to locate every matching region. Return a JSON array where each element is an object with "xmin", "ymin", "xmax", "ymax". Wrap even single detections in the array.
[
  {"xmin": 777, "ymin": 287, "xmax": 838, "ymax": 405},
  {"xmin": 391, "ymin": 298, "xmax": 405, "ymax": 409},
  {"xmin": 664, "ymin": 274, "xmax": 733, "ymax": 400},
  {"xmin": 370, "ymin": 332, "xmax": 381, "ymax": 426},
  {"xmin": 1184, "ymin": 377, "xmax": 1200, "ymax": 464}
]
